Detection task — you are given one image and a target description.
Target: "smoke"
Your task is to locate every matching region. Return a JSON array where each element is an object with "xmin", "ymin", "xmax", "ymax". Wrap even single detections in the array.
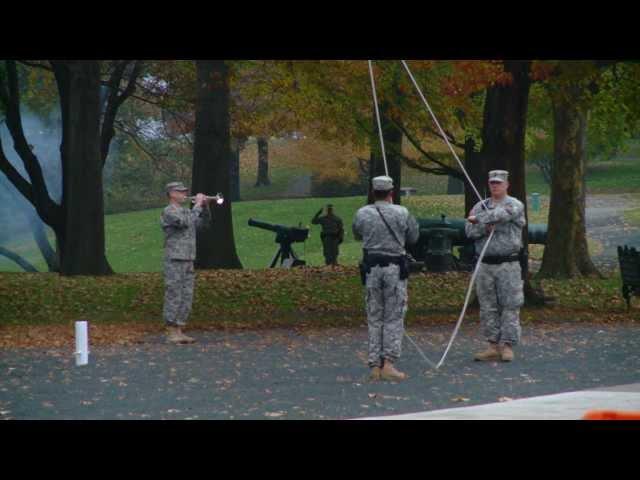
[{"xmin": 0, "ymin": 106, "xmax": 62, "ymax": 265}]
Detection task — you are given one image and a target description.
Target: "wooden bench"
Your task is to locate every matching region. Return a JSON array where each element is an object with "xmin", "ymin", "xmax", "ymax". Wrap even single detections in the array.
[
  {"xmin": 617, "ymin": 245, "xmax": 640, "ymax": 309},
  {"xmin": 400, "ymin": 187, "xmax": 417, "ymax": 197}
]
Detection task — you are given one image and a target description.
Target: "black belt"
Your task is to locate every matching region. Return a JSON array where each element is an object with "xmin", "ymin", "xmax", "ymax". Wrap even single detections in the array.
[
  {"xmin": 364, "ymin": 254, "xmax": 404, "ymax": 268},
  {"xmin": 481, "ymin": 254, "xmax": 520, "ymax": 265}
]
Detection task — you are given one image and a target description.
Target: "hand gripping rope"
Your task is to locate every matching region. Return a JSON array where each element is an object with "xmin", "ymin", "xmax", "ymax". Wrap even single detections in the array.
[{"xmin": 367, "ymin": 60, "xmax": 495, "ymax": 370}]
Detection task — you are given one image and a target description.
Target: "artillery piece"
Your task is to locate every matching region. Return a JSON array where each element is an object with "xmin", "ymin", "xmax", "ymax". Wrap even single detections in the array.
[
  {"xmin": 407, "ymin": 215, "xmax": 548, "ymax": 273},
  {"xmin": 248, "ymin": 218, "xmax": 309, "ymax": 268}
]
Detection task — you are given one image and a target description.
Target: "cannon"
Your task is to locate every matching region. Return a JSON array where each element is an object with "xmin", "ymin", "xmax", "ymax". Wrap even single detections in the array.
[
  {"xmin": 248, "ymin": 218, "xmax": 309, "ymax": 268},
  {"xmin": 407, "ymin": 215, "xmax": 548, "ymax": 273}
]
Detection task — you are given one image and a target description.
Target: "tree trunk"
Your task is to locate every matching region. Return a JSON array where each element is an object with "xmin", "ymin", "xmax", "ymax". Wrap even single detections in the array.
[
  {"xmin": 229, "ymin": 137, "xmax": 244, "ymax": 202},
  {"xmin": 255, "ymin": 136, "xmax": 271, "ymax": 187},
  {"xmin": 192, "ymin": 60, "xmax": 243, "ymax": 270},
  {"xmin": 368, "ymin": 103, "xmax": 402, "ymax": 205},
  {"xmin": 538, "ymin": 84, "xmax": 600, "ymax": 278},
  {"xmin": 479, "ymin": 61, "xmax": 547, "ymax": 304},
  {"xmin": 463, "ymin": 137, "xmax": 485, "ymax": 215},
  {"xmin": 52, "ymin": 61, "xmax": 112, "ymax": 276}
]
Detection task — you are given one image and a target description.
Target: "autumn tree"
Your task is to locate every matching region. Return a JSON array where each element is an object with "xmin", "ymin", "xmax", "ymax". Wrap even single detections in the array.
[
  {"xmin": 0, "ymin": 60, "xmax": 143, "ymax": 275},
  {"xmin": 538, "ymin": 61, "xmax": 640, "ymax": 278}
]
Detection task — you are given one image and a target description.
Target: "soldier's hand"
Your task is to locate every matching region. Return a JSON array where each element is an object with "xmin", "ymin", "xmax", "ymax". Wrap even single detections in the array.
[
  {"xmin": 486, "ymin": 224, "xmax": 495, "ymax": 233},
  {"xmin": 195, "ymin": 193, "xmax": 206, "ymax": 206},
  {"xmin": 468, "ymin": 215, "xmax": 478, "ymax": 224}
]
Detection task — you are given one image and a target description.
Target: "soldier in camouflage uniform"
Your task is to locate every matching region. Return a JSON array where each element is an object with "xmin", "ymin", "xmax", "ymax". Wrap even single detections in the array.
[
  {"xmin": 312, "ymin": 204, "xmax": 344, "ymax": 266},
  {"xmin": 161, "ymin": 182, "xmax": 211, "ymax": 344},
  {"xmin": 465, "ymin": 170, "xmax": 526, "ymax": 362},
  {"xmin": 353, "ymin": 176, "xmax": 420, "ymax": 381}
]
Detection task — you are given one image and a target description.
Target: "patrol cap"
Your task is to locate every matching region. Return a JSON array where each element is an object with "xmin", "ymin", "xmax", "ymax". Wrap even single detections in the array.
[
  {"xmin": 488, "ymin": 170, "xmax": 509, "ymax": 183},
  {"xmin": 165, "ymin": 181, "xmax": 189, "ymax": 193},
  {"xmin": 372, "ymin": 175, "xmax": 394, "ymax": 191}
]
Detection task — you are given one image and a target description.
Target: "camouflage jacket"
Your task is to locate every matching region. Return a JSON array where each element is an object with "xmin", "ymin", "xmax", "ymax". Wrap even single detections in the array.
[
  {"xmin": 465, "ymin": 195, "xmax": 526, "ymax": 256},
  {"xmin": 352, "ymin": 201, "xmax": 420, "ymax": 256},
  {"xmin": 161, "ymin": 203, "xmax": 210, "ymax": 261}
]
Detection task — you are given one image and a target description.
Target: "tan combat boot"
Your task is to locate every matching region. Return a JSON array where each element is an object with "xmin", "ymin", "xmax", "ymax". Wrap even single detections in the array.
[
  {"xmin": 474, "ymin": 342, "xmax": 501, "ymax": 361},
  {"xmin": 176, "ymin": 327, "xmax": 195, "ymax": 344},
  {"xmin": 166, "ymin": 326, "xmax": 195, "ymax": 344},
  {"xmin": 501, "ymin": 343, "xmax": 514, "ymax": 362},
  {"xmin": 166, "ymin": 325, "xmax": 183, "ymax": 344},
  {"xmin": 368, "ymin": 366, "xmax": 382, "ymax": 382},
  {"xmin": 381, "ymin": 360, "xmax": 407, "ymax": 381}
]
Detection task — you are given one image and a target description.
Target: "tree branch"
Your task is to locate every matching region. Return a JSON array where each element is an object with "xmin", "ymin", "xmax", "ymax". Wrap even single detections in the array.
[
  {"xmin": 0, "ymin": 60, "xmax": 60, "ymax": 227},
  {"xmin": 390, "ymin": 118, "xmax": 465, "ymax": 179},
  {"xmin": 0, "ymin": 137, "xmax": 35, "ymax": 203},
  {"xmin": 101, "ymin": 60, "xmax": 144, "ymax": 166}
]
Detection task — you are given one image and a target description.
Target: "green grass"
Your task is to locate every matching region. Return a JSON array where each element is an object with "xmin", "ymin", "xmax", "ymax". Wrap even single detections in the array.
[
  {"xmin": 624, "ymin": 205, "xmax": 640, "ymax": 227},
  {"xmin": 0, "ymin": 195, "xmax": 469, "ymax": 273},
  {"xmin": 525, "ymin": 156, "xmax": 640, "ymax": 196},
  {"xmin": 2, "ymin": 153, "xmax": 638, "ymax": 273},
  {"xmin": 238, "ymin": 165, "xmax": 312, "ymax": 201}
]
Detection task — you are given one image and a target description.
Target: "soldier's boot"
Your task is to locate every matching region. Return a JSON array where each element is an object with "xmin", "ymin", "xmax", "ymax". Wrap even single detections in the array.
[
  {"xmin": 166, "ymin": 326, "xmax": 195, "ymax": 344},
  {"xmin": 474, "ymin": 342, "xmax": 501, "ymax": 361},
  {"xmin": 501, "ymin": 343, "xmax": 514, "ymax": 362},
  {"xmin": 381, "ymin": 360, "xmax": 407, "ymax": 381},
  {"xmin": 166, "ymin": 325, "xmax": 183, "ymax": 344},
  {"xmin": 176, "ymin": 327, "xmax": 195, "ymax": 344},
  {"xmin": 368, "ymin": 366, "xmax": 382, "ymax": 382}
]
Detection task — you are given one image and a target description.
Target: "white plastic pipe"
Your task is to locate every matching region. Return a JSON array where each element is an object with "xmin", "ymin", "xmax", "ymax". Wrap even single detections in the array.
[{"xmin": 75, "ymin": 321, "xmax": 89, "ymax": 366}]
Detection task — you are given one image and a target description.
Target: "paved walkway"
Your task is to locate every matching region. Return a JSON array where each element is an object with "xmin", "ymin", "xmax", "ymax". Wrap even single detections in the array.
[
  {"xmin": 1, "ymin": 322, "xmax": 639, "ymax": 420},
  {"xmin": 585, "ymin": 194, "xmax": 640, "ymax": 269},
  {"xmin": 361, "ymin": 383, "xmax": 640, "ymax": 420}
]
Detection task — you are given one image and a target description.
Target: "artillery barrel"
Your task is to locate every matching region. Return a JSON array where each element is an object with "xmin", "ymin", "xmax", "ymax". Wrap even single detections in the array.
[
  {"xmin": 248, "ymin": 218, "xmax": 282, "ymax": 233},
  {"xmin": 248, "ymin": 218, "xmax": 309, "ymax": 243}
]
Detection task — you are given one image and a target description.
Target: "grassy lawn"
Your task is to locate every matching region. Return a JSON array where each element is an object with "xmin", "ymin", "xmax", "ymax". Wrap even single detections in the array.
[
  {"xmin": 0, "ymin": 194, "xmax": 469, "ymax": 273},
  {"xmin": 624, "ymin": 206, "xmax": 640, "ymax": 228},
  {"xmin": 526, "ymin": 156, "xmax": 640, "ymax": 196}
]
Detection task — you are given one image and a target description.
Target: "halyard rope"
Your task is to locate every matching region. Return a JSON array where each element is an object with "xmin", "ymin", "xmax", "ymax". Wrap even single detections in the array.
[{"xmin": 367, "ymin": 59, "xmax": 495, "ymax": 370}]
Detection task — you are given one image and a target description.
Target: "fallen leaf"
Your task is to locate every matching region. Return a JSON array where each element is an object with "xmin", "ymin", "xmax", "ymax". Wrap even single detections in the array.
[
  {"xmin": 264, "ymin": 411, "xmax": 286, "ymax": 417},
  {"xmin": 451, "ymin": 396, "xmax": 470, "ymax": 403}
]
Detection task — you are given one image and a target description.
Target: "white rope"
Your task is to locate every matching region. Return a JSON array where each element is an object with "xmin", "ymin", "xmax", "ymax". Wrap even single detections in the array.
[
  {"xmin": 369, "ymin": 60, "xmax": 440, "ymax": 367},
  {"xmin": 435, "ymin": 228, "xmax": 494, "ymax": 368},
  {"xmin": 368, "ymin": 60, "xmax": 389, "ymax": 177},
  {"xmin": 400, "ymin": 60, "xmax": 485, "ymax": 207},
  {"xmin": 403, "ymin": 330, "xmax": 438, "ymax": 369},
  {"xmin": 399, "ymin": 60, "xmax": 499, "ymax": 370}
]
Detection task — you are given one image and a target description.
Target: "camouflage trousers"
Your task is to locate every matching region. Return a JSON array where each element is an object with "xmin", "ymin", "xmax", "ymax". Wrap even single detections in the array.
[
  {"xmin": 365, "ymin": 264, "xmax": 408, "ymax": 368},
  {"xmin": 163, "ymin": 259, "xmax": 195, "ymax": 327},
  {"xmin": 476, "ymin": 261, "xmax": 524, "ymax": 345}
]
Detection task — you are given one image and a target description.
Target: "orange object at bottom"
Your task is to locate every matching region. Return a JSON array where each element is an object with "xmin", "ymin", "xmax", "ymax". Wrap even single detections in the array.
[{"xmin": 583, "ymin": 410, "xmax": 640, "ymax": 420}]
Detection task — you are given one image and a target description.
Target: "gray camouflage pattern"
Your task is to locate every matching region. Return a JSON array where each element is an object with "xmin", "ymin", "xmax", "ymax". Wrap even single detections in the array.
[
  {"xmin": 161, "ymin": 204, "xmax": 209, "ymax": 261},
  {"xmin": 163, "ymin": 259, "xmax": 195, "ymax": 327},
  {"xmin": 466, "ymin": 194, "xmax": 526, "ymax": 345},
  {"xmin": 365, "ymin": 265, "xmax": 408, "ymax": 367},
  {"xmin": 352, "ymin": 201, "xmax": 420, "ymax": 256},
  {"xmin": 476, "ymin": 262, "xmax": 524, "ymax": 345},
  {"xmin": 353, "ymin": 201, "xmax": 419, "ymax": 367},
  {"xmin": 161, "ymin": 202, "xmax": 209, "ymax": 326},
  {"xmin": 465, "ymin": 195, "xmax": 526, "ymax": 257}
]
